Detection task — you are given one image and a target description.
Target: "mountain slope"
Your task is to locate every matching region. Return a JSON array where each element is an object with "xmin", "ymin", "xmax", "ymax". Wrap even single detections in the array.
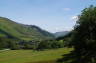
[
  {"xmin": 54, "ymin": 31, "xmax": 70, "ymax": 38},
  {"xmin": 0, "ymin": 17, "xmax": 54, "ymax": 41}
]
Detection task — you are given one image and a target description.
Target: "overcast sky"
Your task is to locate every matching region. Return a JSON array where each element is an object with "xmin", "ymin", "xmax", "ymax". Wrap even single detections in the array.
[{"xmin": 0, "ymin": 0, "xmax": 96, "ymax": 33}]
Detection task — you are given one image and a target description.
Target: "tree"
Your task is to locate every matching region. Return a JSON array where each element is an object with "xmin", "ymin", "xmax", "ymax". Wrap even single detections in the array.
[
  {"xmin": 8, "ymin": 40, "xmax": 20, "ymax": 50},
  {"xmin": 51, "ymin": 40, "xmax": 64, "ymax": 48},
  {"xmin": 37, "ymin": 40, "xmax": 52, "ymax": 50},
  {"xmin": 0, "ymin": 37, "xmax": 9, "ymax": 49},
  {"xmin": 71, "ymin": 5, "xmax": 96, "ymax": 63},
  {"xmin": 58, "ymin": 5, "xmax": 96, "ymax": 63},
  {"xmin": 37, "ymin": 40, "xmax": 64, "ymax": 50}
]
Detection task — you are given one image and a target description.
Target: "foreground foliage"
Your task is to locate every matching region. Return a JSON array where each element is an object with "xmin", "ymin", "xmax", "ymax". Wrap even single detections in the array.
[{"xmin": 58, "ymin": 5, "xmax": 96, "ymax": 63}]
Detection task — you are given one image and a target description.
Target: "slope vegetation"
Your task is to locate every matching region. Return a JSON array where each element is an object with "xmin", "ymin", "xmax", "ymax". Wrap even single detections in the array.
[{"xmin": 0, "ymin": 17, "xmax": 54, "ymax": 41}]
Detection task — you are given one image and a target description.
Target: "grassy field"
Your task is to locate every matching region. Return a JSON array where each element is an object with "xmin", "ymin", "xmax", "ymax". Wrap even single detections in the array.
[{"xmin": 0, "ymin": 48, "xmax": 72, "ymax": 63}]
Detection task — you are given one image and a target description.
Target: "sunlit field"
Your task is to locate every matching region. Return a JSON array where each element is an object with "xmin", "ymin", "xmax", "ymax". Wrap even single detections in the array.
[{"xmin": 0, "ymin": 48, "xmax": 72, "ymax": 63}]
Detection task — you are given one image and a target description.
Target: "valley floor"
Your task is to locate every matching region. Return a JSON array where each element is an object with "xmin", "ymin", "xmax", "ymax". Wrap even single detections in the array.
[{"xmin": 0, "ymin": 48, "xmax": 72, "ymax": 63}]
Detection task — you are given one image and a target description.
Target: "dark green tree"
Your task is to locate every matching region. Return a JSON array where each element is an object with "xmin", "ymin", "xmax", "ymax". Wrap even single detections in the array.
[
  {"xmin": 0, "ymin": 37, "xmax": 9, "ymax": 49},
  {"xmin": 58, "ymin": 5, "xmax": 96, "ymax": 63},
  {"xmin": 37, "ymin": 40, "xmax": 52, "ymax": 50},
  {"xmin": 71, "ymin": 5, "xmax": 96, "ymax": 63},
  {"xmin": 8, "ymin": 41, "xmax": 20, "ymax": 50},
  {"xmin": 51, "ymin": 40, "xmax": 64, "ymax": 48}
]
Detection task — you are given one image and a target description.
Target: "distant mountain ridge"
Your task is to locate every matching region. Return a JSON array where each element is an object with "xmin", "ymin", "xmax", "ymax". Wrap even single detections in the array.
[
  {"xmin": 0, "ymin": 17, "xmax": 54, "ymax": 41},
  {"xmin": 54, "ymin": 31, "xmax": 70, "ymax": 38}
]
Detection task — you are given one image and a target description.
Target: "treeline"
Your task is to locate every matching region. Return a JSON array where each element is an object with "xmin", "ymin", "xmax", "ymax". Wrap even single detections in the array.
[
  {"xmin": 0, "ymin": 37, "xmax": 20, "ymax": 50},
  {"xmin": 0, "ymin": 37, "xmax": 65, "ymax": 50},
  {"xmin": 37, "ymin": 40, "xmax": 64, "ymax": 50}
]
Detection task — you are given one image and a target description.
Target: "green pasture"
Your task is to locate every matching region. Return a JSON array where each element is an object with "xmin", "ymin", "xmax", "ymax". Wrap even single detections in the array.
[{"xmin": 0, "ymin": 48, "xmax": 72, "ymax": 63}]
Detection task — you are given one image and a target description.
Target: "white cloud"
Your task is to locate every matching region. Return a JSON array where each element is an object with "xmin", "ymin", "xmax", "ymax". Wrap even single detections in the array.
[
  {"xmin": 63, "ymin": 8, "xmax": 71, "ymax": 11},
  {"xmin": 71, "ymin": 16, "xmax": 78, "ymax": 21}
]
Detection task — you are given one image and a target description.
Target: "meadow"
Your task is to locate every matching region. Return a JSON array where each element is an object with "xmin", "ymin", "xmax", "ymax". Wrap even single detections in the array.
[{"xmin": 0, "ymin": 48, "xmax": 72, "ymax": 63}]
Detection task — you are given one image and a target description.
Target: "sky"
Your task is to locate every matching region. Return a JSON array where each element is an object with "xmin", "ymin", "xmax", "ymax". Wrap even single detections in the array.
[{"xmin": 0, "ymin": 0, "xmax": 96, "ymax": 33}]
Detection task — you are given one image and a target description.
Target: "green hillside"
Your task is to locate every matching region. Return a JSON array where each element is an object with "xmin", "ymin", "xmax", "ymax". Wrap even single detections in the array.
[{"xmin": 0, "ymin": 17, "xmax": 54, "ymax": 41}]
